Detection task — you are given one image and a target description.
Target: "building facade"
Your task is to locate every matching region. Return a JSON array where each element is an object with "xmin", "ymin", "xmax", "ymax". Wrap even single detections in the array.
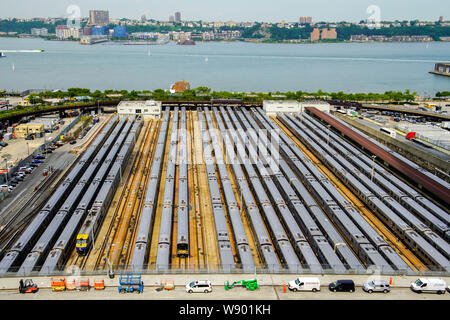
[
  {"xmin": 89, "ymin": 10, "xmax": 109, "ymax": 26},
  {"xmin": 113, "ymin": 26, "xmax": 128, "ymax": 38},
  {"xmin": 310, "ymin": 28, "xmax": 320, "ymax": 41},
  {"xmin": 31, "ymin": 28, "xmax": 48, "ymax": 36},
  {"xmin": 117, "ymin": 100, "xmax": 162, "ymax": 119}
]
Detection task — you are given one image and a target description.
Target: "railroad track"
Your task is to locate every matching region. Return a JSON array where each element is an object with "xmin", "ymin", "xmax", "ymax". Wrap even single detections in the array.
[
  {"xmin": 92, "ymin": 121, "xmax": 156, "ymax": 270},
  {"xmin": 121, "ymin": 120, "xmax": 160, "ymax": 267},
  {"xmin": 0, "ymin": 169, "xmax": 61, "ymax": 251},
  {"xmin": 147, "ymin": 113, "xmax": 174, "ymax": 268},
  {"xmin": 64, "ymin": 120, "xmax": 151, "ymax": 272},
  {"xmin": 188, "ymin": 110, "xmax": 205, "ymax": 269},
  {"xmin": 271, "ymin": 115, "xmax": 426, "ymax": 271}
]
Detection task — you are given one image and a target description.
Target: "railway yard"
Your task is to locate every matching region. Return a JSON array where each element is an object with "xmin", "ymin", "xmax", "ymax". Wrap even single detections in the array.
[{"xmin": 0, "ymin": 105, "xmax": 449, "ymax": 279}]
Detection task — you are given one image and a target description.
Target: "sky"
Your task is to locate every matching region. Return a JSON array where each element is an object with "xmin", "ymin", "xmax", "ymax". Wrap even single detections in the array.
[{"xmin": 0, "ymin": 0, "xmax": 448, "ymax": 22}]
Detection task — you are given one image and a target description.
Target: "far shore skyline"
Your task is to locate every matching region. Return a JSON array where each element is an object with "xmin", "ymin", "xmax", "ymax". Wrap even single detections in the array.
[{"xmin": 0, "ymin": 0, "xmax": 449, "ymax": 23}]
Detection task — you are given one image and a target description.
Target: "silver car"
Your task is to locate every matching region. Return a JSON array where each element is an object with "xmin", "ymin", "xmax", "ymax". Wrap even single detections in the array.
[{"xmin": 363, "ymin": 280, "xmax": 390, "ymax": 293}]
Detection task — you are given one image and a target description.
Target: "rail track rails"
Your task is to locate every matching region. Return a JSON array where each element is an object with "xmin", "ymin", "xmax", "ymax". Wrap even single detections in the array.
[
  {"xmin": 92, "ymin": 120, "xmax": 157, "ymax": 270},
  {"xmin": 271, "ymin": 115, "xmax": 427, "ymax": 271},
  {"xmin": 0, "ymin": 169, "xmax": 62, "ymax": 251}
]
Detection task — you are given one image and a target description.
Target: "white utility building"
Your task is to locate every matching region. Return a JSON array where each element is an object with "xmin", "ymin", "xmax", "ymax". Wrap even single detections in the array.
[
  {"xmin": 263, "ymin": 100, "xmax": 301, "ymax": 115},
  {"xmin": 263, "ymin": 100, "xmax": 331, "ymax": 115},
  {"xmin": 117, "ymin": 100, "xmax": 162, "ymax": 119}
]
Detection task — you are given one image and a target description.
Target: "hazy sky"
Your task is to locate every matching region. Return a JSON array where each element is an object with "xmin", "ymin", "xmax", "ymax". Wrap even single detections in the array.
[{"xmin": 0, "ymin": 0, "xmax": 448, "ymax": 22}]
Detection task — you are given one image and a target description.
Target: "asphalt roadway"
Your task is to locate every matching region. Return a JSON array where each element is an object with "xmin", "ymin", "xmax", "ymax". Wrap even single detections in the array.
[{"xmin": 0, "ymin": 274, "xmax": 448, "ymax": 300}]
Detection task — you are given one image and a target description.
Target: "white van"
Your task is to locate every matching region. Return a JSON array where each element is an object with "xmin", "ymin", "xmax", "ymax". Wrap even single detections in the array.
[
  {"xmin": 186, "ymin": 280, "xmax": 212, "ymax": 293},
  {"xmin": 410, "ymin": 278, "xmax": 447, "ymax": 294},
  {"xmin": 288, "ymin": 277, "xmax": 321, "ymax": 292}
]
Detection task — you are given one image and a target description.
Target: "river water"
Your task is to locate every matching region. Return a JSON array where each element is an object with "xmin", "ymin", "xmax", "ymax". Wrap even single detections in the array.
[{"xmin": 0, "ymin": 37, "xmax": 448, "ymax": 95}]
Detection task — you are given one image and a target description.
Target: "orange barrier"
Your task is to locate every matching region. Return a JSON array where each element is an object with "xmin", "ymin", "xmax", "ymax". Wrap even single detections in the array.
[
  {"xmin": 51, "ymin": 277, "xmax": 66, "ymax": 292},
  {"xmin": 94, "ymin": 279, "xmax": 105, "ymax": 290},
  {"xmin": 77, "ymin": 278, "xmax": 90, "ymax": 291},
  {"xmin": 66, "ymin": 279, "xmax": 76, "ymax": 291}
]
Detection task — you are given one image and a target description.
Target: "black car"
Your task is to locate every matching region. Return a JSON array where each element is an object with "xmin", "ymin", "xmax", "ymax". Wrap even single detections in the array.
[
  {"xmin": 70, "ymin": 140, "xmax": 77, "ymax": 145},
  {"xmin": 0, "ymin": 141, "xmax": 8, "ymax": 147},
  {"xmin": 329, "ymin": 280, "xmax": 355, "ymax": 292}
]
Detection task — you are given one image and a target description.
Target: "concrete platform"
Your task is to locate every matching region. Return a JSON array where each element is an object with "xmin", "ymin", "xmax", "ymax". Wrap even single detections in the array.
[{"xmin": 0, "ymin": 274, "xmax": 448, "ymax": 300}]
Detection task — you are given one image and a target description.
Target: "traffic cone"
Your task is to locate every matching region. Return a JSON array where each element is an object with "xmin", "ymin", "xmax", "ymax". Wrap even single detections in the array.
[
  {"xmin": 283, "ymin": 284, "xmax": 286, "ymax": 293},
  {"xmin": 389, "ymin": 277, "xmax": 392, "ymax": 285}
]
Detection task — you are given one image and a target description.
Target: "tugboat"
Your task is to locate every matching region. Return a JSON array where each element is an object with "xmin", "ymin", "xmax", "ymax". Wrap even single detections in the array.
[{"xmin": 0, "ymin": 52, "xmax": 5, "ymax": 58}]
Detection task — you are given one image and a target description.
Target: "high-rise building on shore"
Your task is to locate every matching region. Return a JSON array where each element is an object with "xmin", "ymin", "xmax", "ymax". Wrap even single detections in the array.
[
  {"xmin": 88, "ymin": 10, "xmax": 109, "ymax": 26},
  {"xmin": 141, "ymin": 15, "xmax": 147, "ymax": 23},
  {"xmin": 310, "ymin": 28, "xmax": 320, "ymax": 41},
  {"xmin": 169, "ymin": 15, "xmax": 175, "ymax": 22},
  {"xmin": 310, "ymin": 27, "xmax": 337, "ymax": 40},
  {"xmin": 299, "ymin": 16, "xmax": 312, "ymax": 24},
  {"xmin": 175, "ymin": 12, "xmax": 181, "ymax": 22}
]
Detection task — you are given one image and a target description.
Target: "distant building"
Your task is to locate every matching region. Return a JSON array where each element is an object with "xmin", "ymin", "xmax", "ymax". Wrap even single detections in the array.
[
  {"xmin": 113, "ymin": 26, "xmax": 128, "ymax": 38},
  {"xmin": 89, "ymin": 10, "xmax": 109, "ymax": 26},
  {"xmin": 299, "ymin": 16, "xmax": 312, "ymax": 24},
  {"xmin": 175, "ymin": 12, "xmax": 181, "ymax": 22},
  {"xmin": 141, "ymin": 15, "xmax": 147, "ymax": 23},
  {"xmin": 83, "ymin": 26, "xmax": 92, "ymax": 36},
  {"xmin": 310, "ymin": 28, "xmax": 320, "ymax": 41},
  {"xmin": 117, "ymin": 100, "xmax": 162, "ymax": 119},
  {"xmin": 320, "ymin": 28, "xmax": 329, "ymax": 39},
  {"xmin": 55, "ymin": 25, "xmax": 68, "ymax": 39},
  {"xmin": 324, "ymin": 28, "xmax": 337, "ymax": 39},
  {"xmin": 92, "ymin": 26, "xmax": 109, "ymax": 36},
  {"xmin": 170, "ymin": 81, "xmax": 190, "ymax": 93},
  {"xmin": 169, "ymin": 15, "xmax": 175, "ymax": 22},
  {"xmin": 31, "ymin": 28, "xmax": 48, "ymax": 36},
  {"xmin": 439, "ymin": 16, "xmax": 444, "ymax": 22}
]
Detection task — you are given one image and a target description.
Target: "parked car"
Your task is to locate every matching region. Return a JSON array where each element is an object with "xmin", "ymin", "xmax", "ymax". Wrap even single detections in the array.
[
  {"xmin": 0, "ymin": 141, "xmax": 8, "ymax": 147},
  {"xmin": 28, "ymin": 163, "xmax": 39, "ymax": 168},
  {"xmin": 363, "ymin": 280, "xmax": 390, "ymax": 293},
  {"xmin": 2, "ymin": 184, "xmax": 14, "ymax": 191},
  {"xmin": 410, "ymin": 278, "xmax": 447, "ymax": 294},
  {"xmin": 33, "ymin": 155, "xmax": 45, "ymax": 160},
  {"xmin": 329, "ymin": 280, "xmax": 355, "ymax": 293},
  {"xmin": 8, "ymin": 180, "xmax": 18, "ymax": 186},
  {"xmin": 70, "ymin": 140, "xmax": 77, "ymax": 145},
  {"xmin": 186, "ymin": 280, "xmax": 212, "ymax": 293},
  {"xmin": 25, "ymin": 135, "xmax": 34, "ymax": 140},
  {"xmin": 288, "ymin": 277, "xmax": 321, "ymax": 292},
  {"xmin": 32, "ymin": 159, "xmax": 43, "ymax": 164}
]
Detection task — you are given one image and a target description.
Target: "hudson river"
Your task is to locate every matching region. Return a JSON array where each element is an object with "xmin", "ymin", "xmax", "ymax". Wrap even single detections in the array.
[{"xmin": 0, "ymin": 38, "xmax": 449, "ymax": 94}]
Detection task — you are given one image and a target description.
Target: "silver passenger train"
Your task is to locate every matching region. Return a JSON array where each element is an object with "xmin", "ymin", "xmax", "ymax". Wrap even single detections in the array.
[
  {"xmin": 281, "ymin": 112, "xmax": 449, "ymax": 272},
  {"xmin": 0, "ymin": 116, "xmax": 119, "ymax": 275},
  {"xmin": 39, "ymin": 118, "xmax": 142, "ymax": 275}
]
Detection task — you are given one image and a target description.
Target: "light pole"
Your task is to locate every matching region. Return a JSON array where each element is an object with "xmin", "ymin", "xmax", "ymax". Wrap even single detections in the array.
[
  {"xmin": 371, "ymin": 155, "xmax": 376, "ymax": 181},
  {"xmin": 26, "ymin": 142, "xmax": 29, "ymax": 158}
]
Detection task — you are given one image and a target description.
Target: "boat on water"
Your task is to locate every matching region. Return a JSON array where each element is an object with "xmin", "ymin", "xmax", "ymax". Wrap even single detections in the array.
[{"xmin": 0, "ymin": 52, "xmax": 5, "ymax": 58}]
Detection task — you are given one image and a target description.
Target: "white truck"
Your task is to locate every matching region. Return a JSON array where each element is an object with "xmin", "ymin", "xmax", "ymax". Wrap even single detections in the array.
[
  {"xmin": 410, "ymin": 278, "xmax": 447, "ymax": 294},
  {"xmin": 288, "ymin": 277, "xmax": 321, "ymax": 292}
]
